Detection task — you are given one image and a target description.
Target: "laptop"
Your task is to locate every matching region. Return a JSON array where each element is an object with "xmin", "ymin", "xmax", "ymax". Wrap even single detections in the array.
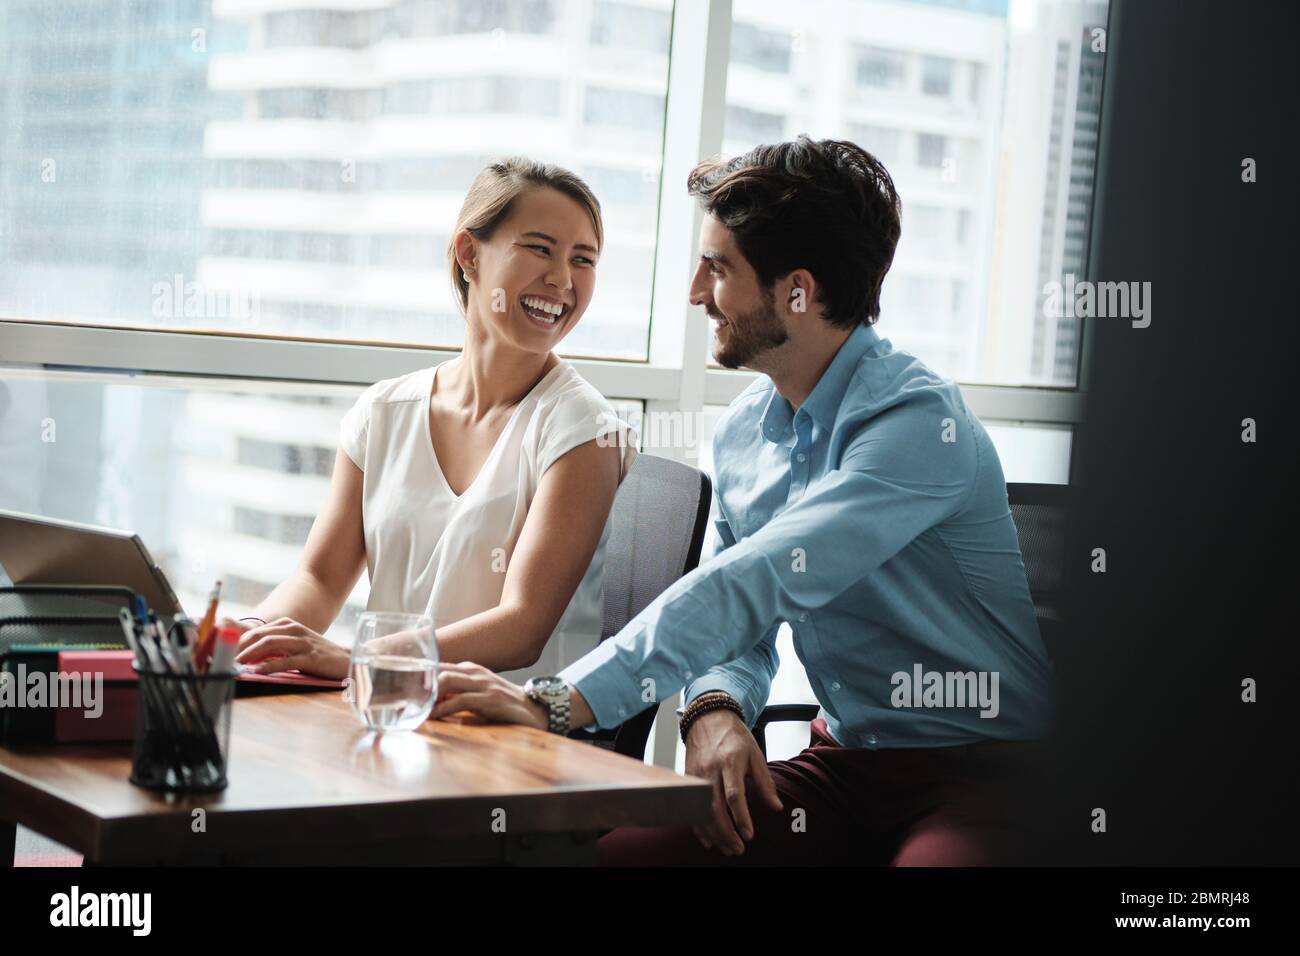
[{"xmin": 0, "ymin": 508, "xmax": 187, "ymax": 618}]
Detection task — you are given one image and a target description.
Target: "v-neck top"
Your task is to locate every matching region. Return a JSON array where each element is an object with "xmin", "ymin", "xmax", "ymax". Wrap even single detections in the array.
[{"xmin": 339, "ymin": 360, "xmax": 637, "ymax": 683}]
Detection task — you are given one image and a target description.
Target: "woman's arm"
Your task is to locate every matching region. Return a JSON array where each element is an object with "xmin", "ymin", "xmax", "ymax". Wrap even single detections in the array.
[
  {"xmin": 236, "ymin": 439, "xmax": 620, "ymax": 678},
  {"xmin": 435, "ymin": 437, "xmax": 622, "ymax": 672},
  {"xmin": 225, "ymin": 448, "xmax": 367, "ymax": 636}
]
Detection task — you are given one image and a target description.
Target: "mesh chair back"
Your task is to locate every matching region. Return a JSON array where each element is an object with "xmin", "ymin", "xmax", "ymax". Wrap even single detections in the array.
[
  {"xmin": 589, "ymin": 454, "xmax": 711, "ymax": 759},
  {"xmin": 1006, "ymin": 482, "xmax": 1070, "ymax": 661},
  {"xmin": 602, "ymin": 455, "xmax": 712, "ymax": 639},
  {"xmin": 1006, "ymin": 483, "xmax": 1068, "ymax": 610}
]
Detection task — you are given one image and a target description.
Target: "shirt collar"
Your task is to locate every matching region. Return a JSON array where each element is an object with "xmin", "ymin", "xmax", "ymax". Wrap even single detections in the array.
[{"xmin": 760, "ymin": 323, "xmax": 880, "ymax": 442}]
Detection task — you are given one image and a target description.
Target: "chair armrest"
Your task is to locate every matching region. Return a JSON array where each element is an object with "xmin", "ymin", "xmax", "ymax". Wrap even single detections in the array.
[
  {"xmin": 568, "ymin": 703, "xmax": 658, "ymax": 763},
  {"xmin": 752, "ymin": 703, "xmax": 821, "ymax": 757}
]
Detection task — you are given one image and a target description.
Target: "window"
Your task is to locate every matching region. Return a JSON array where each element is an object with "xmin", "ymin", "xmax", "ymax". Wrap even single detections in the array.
[
  {"xmin": 855, "ymin": 45, "xmax": 908, "ymax": 89},
  {"xmin": 724, "ymin": 105, "xmax": 785, "ymax": 145},
  {"xmin": 264, "ymin": 10, "xmax": 382, "ymax": 49},
  {"xmin": 583, "ymin": 86, "xmax": 667, "ymax": 131},
  {"xmin": 0, "ymin": 0, "xmax": 670, "ymax": 361},
  {"xmin": 848, "ymin": 123, "xmax": 903, "ymax": 165},
  {"xmin": 0, "ymin": 367, "xmax": 370, "ymax": 646},
  {"xmin": 591, "ymin": 0, "xmax": 673, "ymax": 53},
  {"xmin": 385, "ymin": 77, "xmax": 564, "ymax": 116},
  {"xmin": 730, "ymin": 21, "xmax": 792, "ymax": 73},
  {"xmin": 232, "ymin": 506, "xmax": 317, "ymax": 546},
  {"xmin": 917, "ymin": 131, "xmax": 949, "ymax": 168},
  {"xmin": 394, "ymin": 0, "xmax": 558, "ymax": 37},
  {"xmin": 724, "ymin": 0, "xmax": 1110, "ymax": 387},
  {"xmin": 236, "ymin": 437, "xmax": 335, "ymax": 477},
  {"xmin": 2, "ymin": 0, "xmax": 1105, "ymax": 771},
  {"xmin": 921, "ymin": 55, "xmax": 955, "ymax": 97}
]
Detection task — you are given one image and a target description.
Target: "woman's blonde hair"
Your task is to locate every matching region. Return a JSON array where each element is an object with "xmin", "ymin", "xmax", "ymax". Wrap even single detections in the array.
[{"xmin": 447, "ymin": 157, "xmax": 604, "ymax": 313}]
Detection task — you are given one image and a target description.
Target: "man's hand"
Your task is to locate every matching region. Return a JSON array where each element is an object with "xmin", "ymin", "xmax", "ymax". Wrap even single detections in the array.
[
  {"xmin": 428, "ymin": 661, "xmax": 549, "ymax": 731},
  {"xmin": 685, "ymin": 708, "xmax": 783, "ymax": 856}
]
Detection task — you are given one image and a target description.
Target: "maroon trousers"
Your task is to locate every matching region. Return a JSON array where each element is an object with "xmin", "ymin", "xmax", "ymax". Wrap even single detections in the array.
[{"xmin": 599, "ymin": 718, "xmax": 1051, "ymax": 866}]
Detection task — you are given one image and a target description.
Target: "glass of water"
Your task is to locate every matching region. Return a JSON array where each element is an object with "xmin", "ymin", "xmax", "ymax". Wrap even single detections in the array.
[{"xmin": 349, "ymin": 612, "xmax": 437, "ymax": 733}]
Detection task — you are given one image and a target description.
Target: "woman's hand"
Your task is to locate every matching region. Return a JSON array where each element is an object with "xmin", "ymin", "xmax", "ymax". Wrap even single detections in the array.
[
  {"xmin": 233, "ymin": 617, "xmax": 350, "ymax": 681},
  {"xmin": 428, "ymin": 661, "xmax": 548, "ymax": 730}
]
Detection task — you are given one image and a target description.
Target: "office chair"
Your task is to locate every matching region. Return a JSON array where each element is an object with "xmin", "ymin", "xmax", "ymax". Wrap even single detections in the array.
[
  {"xmin": 1004, "ymin": 481, "xmax": 1070, "ymax": 664},
  {"xmin": 570, "ymin": 453, "xmax": 711, "ymax": 760},
  {"xmin": 750, "ymin": 481, "xmax": 1072, "ymax": 758}
]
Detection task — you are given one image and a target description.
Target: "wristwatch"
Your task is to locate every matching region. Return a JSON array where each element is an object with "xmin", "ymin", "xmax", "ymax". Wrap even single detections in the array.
[{"xmin": 523, "ymin": 676, "xmax": 571, "ymax": 735}]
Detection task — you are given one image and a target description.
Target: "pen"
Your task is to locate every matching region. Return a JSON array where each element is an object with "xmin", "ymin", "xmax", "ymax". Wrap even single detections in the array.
[
  {"xmin": 148, "ymin": 612, "xmax": 179, "ymax": 675},
  {"xmin": 135, "ymin": 616, "xmax": 165, "ymax": 675},
  {"xmin": 197, "ymin": 580, "xmax": 221, "ymax": 643},
  {"xmin": 117, "ymin": 607, "xmax": 147, "ymax": 671},
  {"xmin": 201, "ymin": 624, "xmax": 242, "ymax": 718},
  {"xmin": 209, "ymin": 624, "xmax": 240, "ymax": 676},
  {"xmin": 193, "ymin": 580, "xmax": 223, "ymax": 670},
  {"xmin": 173, "ymin": 615, "xmax": 200, "ymax": 675}
]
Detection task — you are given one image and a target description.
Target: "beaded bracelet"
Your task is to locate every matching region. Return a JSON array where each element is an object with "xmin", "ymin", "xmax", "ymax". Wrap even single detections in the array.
[{"xmin": 679, "ymin": 691, "xmax": 745, "ymax": 744}]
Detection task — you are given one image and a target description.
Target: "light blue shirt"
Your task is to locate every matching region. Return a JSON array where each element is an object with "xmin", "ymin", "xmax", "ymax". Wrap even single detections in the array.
[{"xmin": 560, "ymin": 323, "xmax": 1056, "ymax": 748}]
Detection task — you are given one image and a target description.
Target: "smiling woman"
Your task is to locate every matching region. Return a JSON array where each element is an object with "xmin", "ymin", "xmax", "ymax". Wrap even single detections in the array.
[
  {"xmin": 448, "ymin": 157, "xmax": 603, "ymax": 320},
  {"xmin": 227, "ymin": 158, "xmax": 639, "ymax": 687}
]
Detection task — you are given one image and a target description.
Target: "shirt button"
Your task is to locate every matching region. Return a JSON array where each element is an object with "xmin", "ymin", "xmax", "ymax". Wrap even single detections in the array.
[
  {"xmin": 798, "ymin": 612, "xmax": 808, "ymax": 623},
  {"xmin": 830, "ymin": 681, "xmax": 841, "ymax": 691},
  {"xmin": 866, "ymin": 733, "xmax": 878, "ymax": 746},
  {"xmin": 684, "ymin": 670, "xmax": 692, "ymax": 680},
  {"xmin": 796, "ymin": 452, "xmax": 807, "ymax": 463}
]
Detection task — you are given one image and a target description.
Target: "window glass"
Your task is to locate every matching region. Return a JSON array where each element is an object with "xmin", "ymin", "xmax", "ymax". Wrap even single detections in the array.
[
  {"xmin": 0, "ymin": 0, "xmax": 674, "ymax": 361},
  {"xmin": 723, "ymin": 0, "xmax": 1109, "ymax": 386}
]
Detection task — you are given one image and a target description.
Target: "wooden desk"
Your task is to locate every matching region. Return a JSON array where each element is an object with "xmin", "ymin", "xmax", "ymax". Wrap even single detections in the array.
[{"xmin": 0, "ymin": 692, "xmax": 710, "ymax": 865}]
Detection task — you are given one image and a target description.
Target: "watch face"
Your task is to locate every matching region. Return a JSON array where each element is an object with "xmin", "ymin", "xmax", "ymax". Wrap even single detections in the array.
[{"xmin": 532, "ymin": 676, "xmax": 565, "ymax": 698}]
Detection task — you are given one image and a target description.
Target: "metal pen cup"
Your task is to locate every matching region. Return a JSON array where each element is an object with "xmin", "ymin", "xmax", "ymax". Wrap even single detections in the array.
[{"xmin": 128, "ymin": 664, "xmax": 235, "ymax": 792}]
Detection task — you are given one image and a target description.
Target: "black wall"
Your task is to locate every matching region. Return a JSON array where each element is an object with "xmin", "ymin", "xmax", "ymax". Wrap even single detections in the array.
[{"xmin": 1037, "ymin": 0, "xmax": 1298, "ymax": 864}]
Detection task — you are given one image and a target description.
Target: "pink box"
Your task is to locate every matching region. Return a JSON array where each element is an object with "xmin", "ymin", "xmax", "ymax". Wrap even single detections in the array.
[{"xmin": 53, "ymin": 650, "xmax": 138, "ymax": 743}]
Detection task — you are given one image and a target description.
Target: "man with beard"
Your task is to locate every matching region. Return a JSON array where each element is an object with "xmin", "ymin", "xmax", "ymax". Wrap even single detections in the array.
[{"xmin": 430, "ymin": 136, "xmax": 1057, "ymax": 866}]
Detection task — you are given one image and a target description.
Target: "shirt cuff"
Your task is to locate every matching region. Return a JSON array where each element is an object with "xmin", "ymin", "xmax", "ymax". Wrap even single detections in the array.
[
  {"xmin": 685, "ymin": 674, "xmax": 760, "ymax": 727},
  {"xmin": 558, "ymin": 625, "xmax": 646, "ymax": 730}
]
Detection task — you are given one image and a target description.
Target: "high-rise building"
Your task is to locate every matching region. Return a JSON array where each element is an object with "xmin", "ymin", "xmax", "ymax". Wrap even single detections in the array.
[
  {"xmin": 983, "ymin": 0, "xmax": 1107, "ymax": 385},
  {"xmin": 198, "ymin": 0, "xmax": 672, "ymax": 359},
  {"xmin": 722, "ymin": 0, "xmax": 1010, "ymax": 381},
  {"xmin": 0, "ymin": 0, "xmax": 243, "ymax": 325}
]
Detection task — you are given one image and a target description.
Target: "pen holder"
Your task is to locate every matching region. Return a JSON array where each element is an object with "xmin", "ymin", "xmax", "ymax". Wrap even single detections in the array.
[{"xmin": 129, "ymin": 665, "xmax": 235, "ymax": 793}]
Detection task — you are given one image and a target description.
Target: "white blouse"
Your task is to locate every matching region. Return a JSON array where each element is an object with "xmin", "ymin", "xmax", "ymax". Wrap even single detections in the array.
[{"xmin": 338, "ymin": 361, "xmax": 637, "ymax": 684}]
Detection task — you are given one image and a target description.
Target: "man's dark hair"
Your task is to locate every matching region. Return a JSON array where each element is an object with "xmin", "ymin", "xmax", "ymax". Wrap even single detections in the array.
[{"xmin": 686, "ymin": 135, "xmax": 902, "ymax": 328}]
